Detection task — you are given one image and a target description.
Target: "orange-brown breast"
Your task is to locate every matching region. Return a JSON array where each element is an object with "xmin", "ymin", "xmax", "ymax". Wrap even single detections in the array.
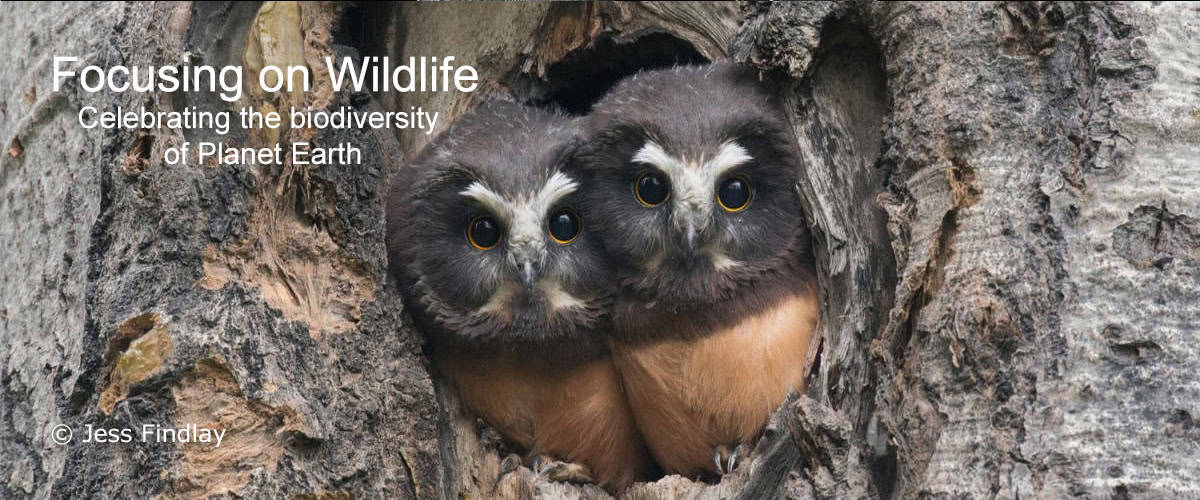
[
  {"xmin": 438, "ymin": 348, "xmax": 652, "ymax": 491},
  {"xmin": 612, "ymin": 289, "xmax": 819, "ymax": 477}
]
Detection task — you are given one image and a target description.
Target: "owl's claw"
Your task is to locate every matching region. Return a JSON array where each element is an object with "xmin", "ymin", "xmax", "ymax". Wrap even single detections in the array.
[
  {"xmin": 713, "ymin": 443, "xmax": 748, "ymax": 475},
  {"xmin": 495, "ymin": 453, "xmax": 522, "ymax": 486},
  {"xmin": 531, "ymin": 455, "xmax": 594, "ymax": 484}
]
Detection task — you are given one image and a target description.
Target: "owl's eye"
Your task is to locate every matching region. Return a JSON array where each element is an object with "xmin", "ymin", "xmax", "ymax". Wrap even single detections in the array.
[
  {"xmin": 634, "ymin": 172, "xmax": 670, "ymax": 207},
  {"xmin": 467, "ymin": 216, "xmax": 502, "ymax": 250},
  {"xmin": 717, "ymin": 176, "xmax": 752, "ymax": 212},
  {"xmin": 547, "ymin": 209, "xmax": 580, "ymax": 244}
]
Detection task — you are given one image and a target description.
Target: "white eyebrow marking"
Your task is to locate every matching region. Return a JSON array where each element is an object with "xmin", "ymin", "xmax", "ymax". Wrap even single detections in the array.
[
  {"xmin": 708, "ymin": 142, "xmax": 753, "ymax": 176},
  {"xmin": 460, "ymin": 182, "xmax": 513, "ymax": 222},
  {"xmin": 532, "ymin": 171, "xmax": 578, "ymax": 213},
  {"xmin": 632, "ymin": 140, "xmax": 752, "ymax": 179},
  {"xmin": 633, "ymin": 141, "xmax": 686, "ymax": 178},
  {"xmin": 458, "ymin": 172, "xmax": 578, "ymax": 222}
]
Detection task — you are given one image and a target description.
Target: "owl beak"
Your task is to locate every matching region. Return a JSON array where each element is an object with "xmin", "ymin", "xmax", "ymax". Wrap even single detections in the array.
[
  {"xmin": 684, "ymin": 222, "xmax": 699, "ymax": 255},
  {"xmin": 517, "ymin": 259, "xmax": 543, "ymax": 291},
  {"xmin": 677, "ymin": 221, "xmax": 702, "ymax": 270},
  {"xmin": 674, "ymin": 192, "xmax": 710, "ymax": 263}
]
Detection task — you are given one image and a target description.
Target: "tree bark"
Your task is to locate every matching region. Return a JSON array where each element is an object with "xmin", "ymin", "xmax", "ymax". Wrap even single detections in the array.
[{"xmin": 1, "ymin": 2, "xmax": 1196, "ymax": 499}]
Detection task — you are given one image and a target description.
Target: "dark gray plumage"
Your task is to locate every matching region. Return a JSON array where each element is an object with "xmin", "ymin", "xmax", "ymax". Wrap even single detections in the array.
[
  {"xmin": 386, "ymin": 100, "xmax": 650, "ymax": 491},
  {"xmin": 579, "ymin": 63, "xmax": 821, "ymax": 478}
]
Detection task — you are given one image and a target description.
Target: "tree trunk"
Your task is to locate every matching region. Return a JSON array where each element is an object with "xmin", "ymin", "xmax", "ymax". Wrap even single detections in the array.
[{"xmin": 1, "ymin": 1, "xmax": 1196, "ymax": 499}]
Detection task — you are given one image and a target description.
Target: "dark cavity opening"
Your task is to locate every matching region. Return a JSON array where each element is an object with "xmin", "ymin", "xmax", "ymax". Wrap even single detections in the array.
[
  {"xmin": 511, "ymin": 32, "xmax": 708, "ymax": 115},
  {"xmin": 338, "ymin": 2, "xmax": 398, "ymax": 64}
]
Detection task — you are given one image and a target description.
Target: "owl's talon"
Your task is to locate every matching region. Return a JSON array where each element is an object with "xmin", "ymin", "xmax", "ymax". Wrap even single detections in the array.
[
  {"xmin": 713, "ymin": 443, "xmax": 747, "ymax": 475},
  {"xmin": 495, "ymin": 453, "xmax": 522, "ymax": 485},
  {"xmin": 531, "ymin": 455, "xmax": 594, "ymax": 484},
  {"xmin": 730, "ymin": 442, "xmax": 747, "ymax": 471}
]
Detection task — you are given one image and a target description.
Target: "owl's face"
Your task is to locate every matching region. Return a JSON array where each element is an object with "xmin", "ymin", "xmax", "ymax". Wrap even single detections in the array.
[
  {"xmin": 580, "ymin": 65, "xmax": 804, "ymax": 306},
  {"xmin": 390, "ymin": 102, "xmax": 611, "ymax": 346}
]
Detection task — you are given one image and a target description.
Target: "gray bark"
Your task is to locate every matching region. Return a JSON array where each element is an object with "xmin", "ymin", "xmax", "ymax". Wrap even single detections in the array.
[{"xmin": 1, "ymin": 2, "xmax": 1196, "ymax": 499}]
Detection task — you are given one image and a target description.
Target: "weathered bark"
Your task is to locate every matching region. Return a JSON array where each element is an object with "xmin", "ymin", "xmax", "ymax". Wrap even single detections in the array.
[{"xmin": 1, "ymin": 2, "xmax": 1197, "ymax": 499}]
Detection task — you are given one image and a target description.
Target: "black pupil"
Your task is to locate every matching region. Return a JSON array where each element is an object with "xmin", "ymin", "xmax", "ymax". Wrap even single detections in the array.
[
  {"xmin": 719, "ymin": 178, "xmax": 750, "ymax": 209},
  {"xmin": 470, "ymin": 217, "xmax": 501, "ymax": 248},
  {"xmin": 548, "ymin": 211, "xmax": 579, "ymax": 242},
  {"xmin": 637, "ymin": 173, "xmax": 669, "ymax": 205}
]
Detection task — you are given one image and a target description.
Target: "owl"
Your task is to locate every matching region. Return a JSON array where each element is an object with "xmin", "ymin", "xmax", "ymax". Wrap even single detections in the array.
[
  {"xmin": 386, "ymin": 100, "xmax": 650, "ymax": 491},
  {"xmin": 578, "ymin": 64, "xmax": 821, "ymax": 478}
]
